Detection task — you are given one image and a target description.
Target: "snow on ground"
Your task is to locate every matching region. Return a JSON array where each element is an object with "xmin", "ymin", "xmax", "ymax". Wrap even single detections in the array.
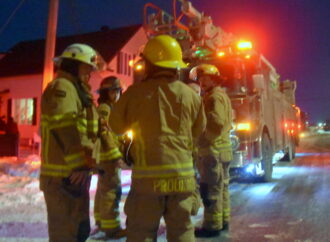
[
  {"xmin": 0, "ymin": 154, "xmax": 47, "ymax": 242},
  {"xmin": 0, "ymin": 175, "xmax": 47, "ymax": 241}
]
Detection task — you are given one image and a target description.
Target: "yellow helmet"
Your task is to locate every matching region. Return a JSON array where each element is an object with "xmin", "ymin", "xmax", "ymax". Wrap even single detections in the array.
[
  {"xmin": 190, "ymin": 64, "xmax": 220, "ymax": 80},
  {"xmin": 54, "ymin": 43, "xmax": 101, "ymax": 69},
  {"xmin": 142, "ymin": 35, "xmax": 187, "ymax": 69}
]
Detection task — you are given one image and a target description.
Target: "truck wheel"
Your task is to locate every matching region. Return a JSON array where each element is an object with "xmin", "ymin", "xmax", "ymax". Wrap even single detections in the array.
[{"xmin": 260, "ymin": 133, "xmax": 273, "ymax": 182}]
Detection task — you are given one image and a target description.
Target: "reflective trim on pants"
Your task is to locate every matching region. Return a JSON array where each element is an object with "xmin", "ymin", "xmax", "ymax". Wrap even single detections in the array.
[
  {"xmin": 101, "ymin": 218, "xmax": 121, "ymax": 229},
  {"xmin": 132, "ymin": 162, "xmax": 195, "ymax": 179}
]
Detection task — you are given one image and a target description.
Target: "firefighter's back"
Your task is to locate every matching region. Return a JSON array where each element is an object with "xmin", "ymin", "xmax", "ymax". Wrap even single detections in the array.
[
  {"xmin": 109, "ymin": 34, "xmax": 206, "ymax": 242},
  {"xmin": 127, "ymin": 77, "xmax": 201, "ymax": 170}
]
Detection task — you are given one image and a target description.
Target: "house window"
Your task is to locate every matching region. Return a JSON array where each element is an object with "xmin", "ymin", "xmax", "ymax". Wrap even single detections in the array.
[
  {"xmin": 117, "ymin": 51, "xmax": 133, "ymax": 76},
  {"xmin": 11, "ymin": 98, "xmax": 37, "ymax": 125},
  {"xmin": 117, "ymin": 52, "xmax": 122, "ymax": 74}
]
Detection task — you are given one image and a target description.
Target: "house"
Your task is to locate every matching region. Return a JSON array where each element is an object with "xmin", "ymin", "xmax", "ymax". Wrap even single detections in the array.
[{"xmin": 0, "ymin": 25, "xmax": 147, "ymax": 144}]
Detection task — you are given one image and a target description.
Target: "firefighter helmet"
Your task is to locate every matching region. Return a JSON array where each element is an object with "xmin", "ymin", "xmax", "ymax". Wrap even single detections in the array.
[
  {"xmin": 97, "ymin": 76, "xmax": 122, "ymax": 93},
  {"xmin": 54, "ymin": 43, "xmax": 101, "ymax": 69},
  {"xmin": 142, "ymin": 35, "xmax": 187, "ymax": 69},
  {"xmin": 190, "ymin": 64, "xmax": 220, "ymax": 80}
]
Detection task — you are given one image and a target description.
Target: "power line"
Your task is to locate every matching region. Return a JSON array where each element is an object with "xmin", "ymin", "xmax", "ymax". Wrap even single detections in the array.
[{"xmin": 0, "ymin": 0, "xmax": 26, "ymax": 37}]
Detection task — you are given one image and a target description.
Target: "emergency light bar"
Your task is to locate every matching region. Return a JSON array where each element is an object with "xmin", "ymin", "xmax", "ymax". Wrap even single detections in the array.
[
  {"xmin": 235, "ymin": 122, "xmax": 251, "ymax": 131},
  {"xmin": 237, "ymin": 41, "xmax": 253, "ymax": 50}
]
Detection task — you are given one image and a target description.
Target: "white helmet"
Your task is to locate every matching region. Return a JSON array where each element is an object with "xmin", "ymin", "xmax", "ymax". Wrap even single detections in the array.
[{"xmin": 54, "ymin": 43, "xmax": 102, "ymax": 70}]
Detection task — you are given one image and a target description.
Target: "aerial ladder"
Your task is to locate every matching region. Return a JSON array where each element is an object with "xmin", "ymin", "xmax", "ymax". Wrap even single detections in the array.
[{"xmin": 143, "ymin": 0, "xmax": 235, "ymax": 61}]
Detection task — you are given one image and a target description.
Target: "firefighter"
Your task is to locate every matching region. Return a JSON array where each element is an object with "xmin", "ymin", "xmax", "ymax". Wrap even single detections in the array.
[
  {"xmin": 193, "ymin": 64, "xmax": 233, "ymax": 238},
  {"xmin": 186, "ymin": 68, "xmax": 201, "ymax": 95},
  {"xmin": 109, "ymin": 35, "xmax": 206, "ymax": 242},
  {"xmin": 91, "ymin": 76, "xmax": 126, "ymax": 239},
  {"xmin": 184, "ymin": 75, "xmax": 203, "ymax": 220},
  {"xmin": 40, "ymin": 43, "xmax": 100, "ymax": 242},
  {"xmin": 186, "ymin": 80, "xmax": 201, "ymax": 96}
]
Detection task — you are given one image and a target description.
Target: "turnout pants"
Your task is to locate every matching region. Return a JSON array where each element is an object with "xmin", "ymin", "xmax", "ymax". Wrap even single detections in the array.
[
  {"xmin": 40, "ymin": 175, "xmax": 91, "ymax": 242},
  {"xmin": 199, "ymin": 155, "xmax": 231, "ymax": 230},
  {"xmin": 94, "ymin": 162, "xmax": 122, "ymax": 233},
  {"xmin": 125, "ymin": 190, "xmax": 196, "ymax": 242}
]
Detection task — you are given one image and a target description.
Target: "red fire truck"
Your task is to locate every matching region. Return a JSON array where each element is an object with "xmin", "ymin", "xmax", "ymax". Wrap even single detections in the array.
[{"xmin": 139, "ymin": 0, "xmax": 300, "ymax": 181}]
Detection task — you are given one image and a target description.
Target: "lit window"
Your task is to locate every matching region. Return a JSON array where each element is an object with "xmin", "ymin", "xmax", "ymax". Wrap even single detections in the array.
[{"xmin": 12, "ymin": 98, "xmax": 36, "ymax": 125}]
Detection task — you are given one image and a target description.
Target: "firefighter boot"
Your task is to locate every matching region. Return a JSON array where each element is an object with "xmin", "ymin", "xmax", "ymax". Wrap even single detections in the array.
[
  {"xmin": 221, "ymin": 222, "xmax": 229, "ymax": 231},
  {"xmin": 105, "ymin": 228, "xmax": 127, "ymax": 239},
  {"xmin": 89, "ymin": 228, "xmax": 126, "ymax": 240},
  {"xmin": 195, "ymin": 227, "xmax": 221, "ymax": 238}
]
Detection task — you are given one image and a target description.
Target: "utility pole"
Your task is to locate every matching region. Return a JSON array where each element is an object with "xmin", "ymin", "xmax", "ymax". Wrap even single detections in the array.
[{"xmin": 42, "ymin": 0, "xmax": 59, "ymax": 91}]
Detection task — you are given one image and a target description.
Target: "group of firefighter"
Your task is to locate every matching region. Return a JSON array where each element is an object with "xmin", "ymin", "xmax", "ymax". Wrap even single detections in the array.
[{"xmin": 39, "ymin": 34, "xmax": 233, "ymax": 242}]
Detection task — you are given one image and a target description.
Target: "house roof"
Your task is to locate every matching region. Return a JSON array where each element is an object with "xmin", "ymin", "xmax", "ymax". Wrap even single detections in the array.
[{"xmin": 0, "ymin": 25, "xmax": 142, "ymax": 77}]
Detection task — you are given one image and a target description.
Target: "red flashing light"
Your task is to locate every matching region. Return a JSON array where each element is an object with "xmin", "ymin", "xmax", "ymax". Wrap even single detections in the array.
[
  {"xmin": 217, "ymin": 51, "xmax": 225, "ymax": 57},
  {"xmin": 135, "ymin": 64, "xmax": 143, "ymax": 71}
]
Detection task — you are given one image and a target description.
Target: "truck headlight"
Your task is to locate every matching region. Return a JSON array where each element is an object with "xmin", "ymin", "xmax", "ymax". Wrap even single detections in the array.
[{"xmin": 245, "ymin": 163, "xmax": 255, "ymax": 173}]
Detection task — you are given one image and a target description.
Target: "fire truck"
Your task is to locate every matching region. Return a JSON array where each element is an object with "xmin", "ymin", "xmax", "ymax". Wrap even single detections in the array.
[{"xmin": 138, "ymin": 0, "xmax": 300, "ymax": 181}]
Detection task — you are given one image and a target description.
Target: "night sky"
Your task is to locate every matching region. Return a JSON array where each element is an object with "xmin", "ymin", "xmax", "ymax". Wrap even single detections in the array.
[{"xmin": 1, "ymin": 0, "xmax": 330, "ymax": 122}]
